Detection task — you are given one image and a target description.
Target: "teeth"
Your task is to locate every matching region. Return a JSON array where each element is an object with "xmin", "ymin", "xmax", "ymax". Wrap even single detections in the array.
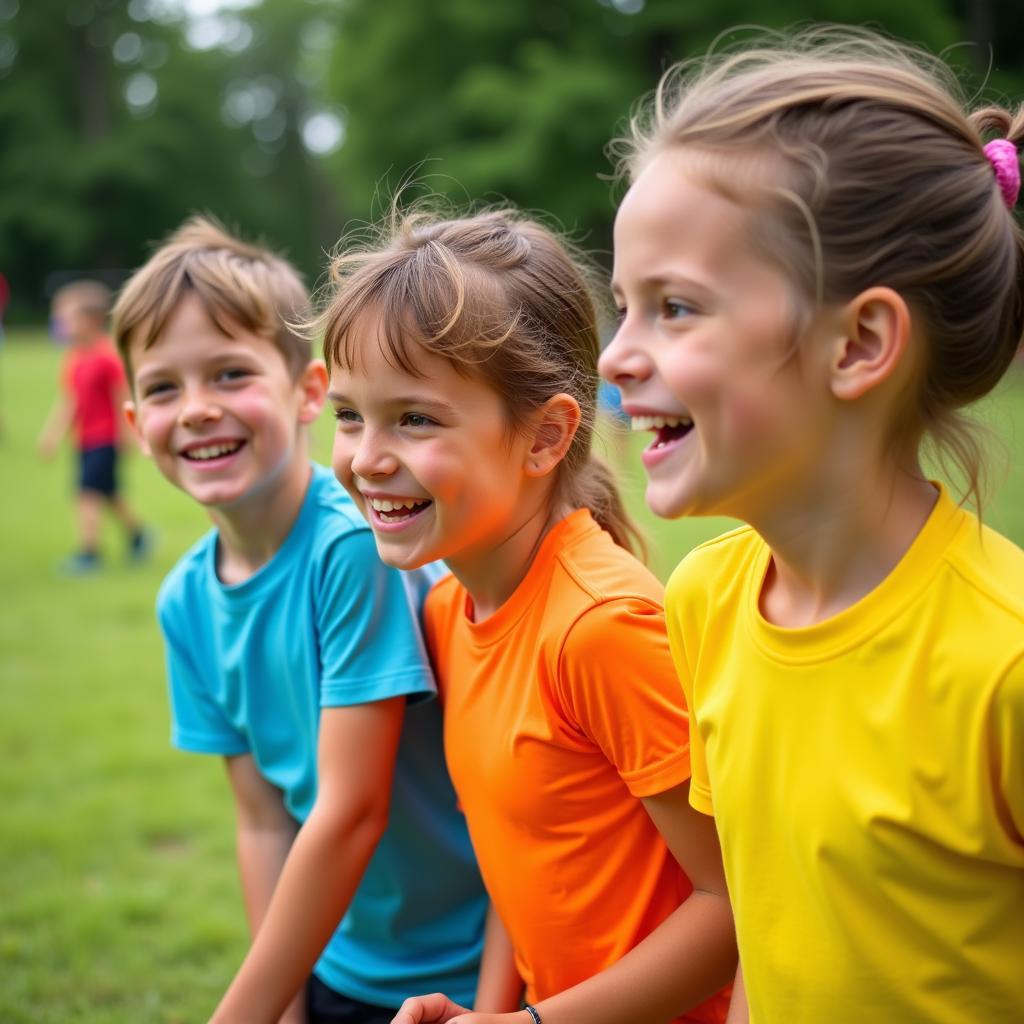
[
  {"xmin": 185, "ymin": 442, "xmax": 242, "ymax": 460},
  {"xmin": 368, "ymin": 497, "xmax": 426, "ymax": 512},
  {"xmin": 630, "ymin": 415, "xmax": 692, "ymax": 432}
]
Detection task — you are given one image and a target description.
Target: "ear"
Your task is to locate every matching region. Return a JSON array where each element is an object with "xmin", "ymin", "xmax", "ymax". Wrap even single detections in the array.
[
  {"xmin": 296, "ymin": 359, "xmax": 329, "ymax": 425},
  {"xmin": 828, "ymin": 287, "xmax": 912, "ymax": 402},
  {"xmin": 524, "ymin": 394, "xmax": 581, "ymax": 478},
  {"xmin": 122, "ymin": 399, "xmax": 151, "ymax": 457}
]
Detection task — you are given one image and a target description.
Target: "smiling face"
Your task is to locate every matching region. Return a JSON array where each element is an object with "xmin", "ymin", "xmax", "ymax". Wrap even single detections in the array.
[
  {"xmin": 125, "ymin": 291, "xmax": 321, "ymax": 512},
  {"xmin": 329, "ymin": 322, "xmax": 538, "ymax": 575},
  {"xmin": 599, "ymin": 149, "xmax": 834, "ymax": 522}
]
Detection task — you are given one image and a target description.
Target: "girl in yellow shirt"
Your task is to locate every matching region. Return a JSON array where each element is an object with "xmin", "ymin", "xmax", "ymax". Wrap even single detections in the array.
[{"xmin": 601, "ymin": 25, "xmax": 1024, "ymax": 1024}]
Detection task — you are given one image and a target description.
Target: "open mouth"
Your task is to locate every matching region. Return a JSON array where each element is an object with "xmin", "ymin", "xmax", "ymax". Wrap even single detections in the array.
[
  {"xmin": 181, "ymin": 440, "xmax": 245, "ymax": 462},
  {"xmin": 366, "ymin": 496, "xmax": 432, "ymax": 525},
  {"xmin": 631, "ymin": 415, "xmax": 694, "ymax": 449}
]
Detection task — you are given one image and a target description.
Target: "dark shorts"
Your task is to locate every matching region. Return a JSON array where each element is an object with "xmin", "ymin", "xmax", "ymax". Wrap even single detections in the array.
[
  {"xmin": 306, "ymin": 975, "xmax": 397, "ymax": 1024},
  {"xmin": 78, "ymin": 444, "xmax": 118, "ymax": 497}
]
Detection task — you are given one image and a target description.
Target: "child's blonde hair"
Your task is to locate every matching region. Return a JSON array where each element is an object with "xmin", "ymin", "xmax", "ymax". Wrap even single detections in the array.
[
  {"xmin": 318, "ymin": 207, "xmax": 643, "ymax": 556},
  {"xmin": 618, "ymin": 26, "xmax": 1024, "ymax": 505},
  {"xmin": 112, "ymin": 215, "xmax": 311, "ymax": 380}
]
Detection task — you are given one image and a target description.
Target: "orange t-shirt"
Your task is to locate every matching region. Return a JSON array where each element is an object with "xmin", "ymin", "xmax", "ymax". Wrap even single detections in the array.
[{"xmin": 425, "ymin": 510, "xmax": 728, "ymax": 1023}]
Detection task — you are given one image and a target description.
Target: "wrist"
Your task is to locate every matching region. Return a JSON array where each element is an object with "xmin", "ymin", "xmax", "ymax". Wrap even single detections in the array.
[{"xmin": 523, "ymin": 1006, "xmax": 542, "ymax": 1024}]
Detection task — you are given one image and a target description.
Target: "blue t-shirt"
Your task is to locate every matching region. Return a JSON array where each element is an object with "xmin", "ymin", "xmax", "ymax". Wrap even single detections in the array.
[{"xmin": 156, "ymin": 464, "xmax": 486, "ymax": 1008}]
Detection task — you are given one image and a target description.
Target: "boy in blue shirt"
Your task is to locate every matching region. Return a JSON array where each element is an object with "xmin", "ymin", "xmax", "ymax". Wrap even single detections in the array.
[{"xmin": 113, "ymin": 217, "xmax": 487, "ymax": 1024}]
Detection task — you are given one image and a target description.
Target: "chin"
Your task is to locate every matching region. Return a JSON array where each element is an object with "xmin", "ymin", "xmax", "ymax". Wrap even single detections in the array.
[
  {"xmin": 374, "ymin": 538, "xmax": 429, "ymax": 572},
  {"xmin": 645, "ymin": 484, "xmax": 691, "ymax": 522}
]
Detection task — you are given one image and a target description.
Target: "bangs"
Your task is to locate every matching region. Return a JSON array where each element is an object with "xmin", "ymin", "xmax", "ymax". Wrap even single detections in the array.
[{"xmin": 322, "ymin": 239, "xmax": 520, "ymax": 379}]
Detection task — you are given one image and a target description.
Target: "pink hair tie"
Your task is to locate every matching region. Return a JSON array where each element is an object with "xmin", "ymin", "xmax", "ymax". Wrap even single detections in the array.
[{"xmin": 983, "ymin": 138, "xmax": 1020, "ymax": 209}]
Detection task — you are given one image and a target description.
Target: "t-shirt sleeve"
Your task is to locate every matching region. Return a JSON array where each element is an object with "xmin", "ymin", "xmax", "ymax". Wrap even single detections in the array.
[
  {"xmin": 557, "ymin": 598, "xmax": 691, "ymax": 799},
  {"xmin": 993, "ymin": 652, "xmax": 1024, "ymax": 844},
  {"xmin": 315, "ymin": 528, "xmax": 436, "ymax": 707},
  {"xmin": 664, "ymin": 570, "xmax": 713, "ymax": 816},
  {"xmin": 157, "ymin": 589, "xmax": 249, "ymax": 756}
]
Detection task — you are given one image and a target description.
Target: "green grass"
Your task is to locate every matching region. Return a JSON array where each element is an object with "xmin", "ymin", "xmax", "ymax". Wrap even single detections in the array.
[{"xmin": 1, "ymin": 330, "xmax": 1023, "ymax": 1021}]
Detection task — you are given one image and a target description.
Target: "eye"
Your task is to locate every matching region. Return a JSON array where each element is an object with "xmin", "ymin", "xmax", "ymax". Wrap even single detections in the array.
[
  {"xmin": 663, "ymin": 298, "xmax": 695, "ymax": 320},
  {"xmin": 401, "ymin": 412, "xmax": 435, "ymax": 429},
  {"xmin": 333, "ymin": 407, "xmax": 362, "ymax": 424},
  {"xmin": 142, "ymin": 380, "xmax": 175, "ymax": 399},
  {"xmin": 218, "ymin": 367, "xmax": 251, "ymax": 383}
]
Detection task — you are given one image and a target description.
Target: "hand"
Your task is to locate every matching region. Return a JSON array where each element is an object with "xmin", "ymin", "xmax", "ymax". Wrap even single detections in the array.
[
  {"xmin": 390, "ymin": 994, "xmax": 530, "ymax": 1024},
  {"xmin": 37, "ymin": 434, "xmax": 58, "ymax": 460}
]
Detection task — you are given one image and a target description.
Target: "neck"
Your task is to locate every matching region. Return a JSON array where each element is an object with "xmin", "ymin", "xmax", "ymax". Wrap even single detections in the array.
[
  {"xmin": 448, "ymin": 494, "xmax": 575, "ymax": 622},
  {"xmin": 211, "ymin": 454, "xmax": 312, "ymax": 585},
  {"xmin": 752, "ymin": 454, "xmax": 938, "ymax": 628}
]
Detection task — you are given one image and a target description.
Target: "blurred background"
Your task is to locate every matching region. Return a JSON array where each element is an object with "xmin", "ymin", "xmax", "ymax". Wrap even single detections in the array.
[
  {"xmin": 2, "ymin": 0, "xmax": 1024, "ymax": 319},
  {"xmin": 1, "ymin": 3, "xmax": 1023, "ymax": 1022}
]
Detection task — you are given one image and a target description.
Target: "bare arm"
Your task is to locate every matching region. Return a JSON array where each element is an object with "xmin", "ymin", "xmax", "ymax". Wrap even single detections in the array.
[
  {"xmin": 392, "ymin": 781, "xmax": 735, "ymax": 1024},
  {"xmin": 724, "ymin": 963, "xmax": 748, "ymax": 1024},
  {"xmin": 527, "ymin": 781, "xmax": 735, "ymax": 1023},
  {"xmin": 37, "ymin": 395, "xmax": 73, "ymax": 458},
  {"xmin": 223, "ymin": 754, "xmax": 305, "ymax": 1024},
  {"xmin": 211, "ymin": 697, "xmax": 406, "ymax": 1024},
  {"xmin": 473, "ymin": 905, "xmax": 523, "ymax": 1012}
]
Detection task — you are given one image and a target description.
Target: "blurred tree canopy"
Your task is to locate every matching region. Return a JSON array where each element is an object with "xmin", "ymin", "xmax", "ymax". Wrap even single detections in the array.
[{"xmin": 0, "ymin": 0, "xmax": 1020, "ymax": 321}]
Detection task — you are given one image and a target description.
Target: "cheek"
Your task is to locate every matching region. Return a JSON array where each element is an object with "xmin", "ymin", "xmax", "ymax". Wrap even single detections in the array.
[
  {"xmin": 723, "ymin": 388, "xmax": 777, "ymax": 440},
  {"xmin": 330, "ymin": 430, "xmax": 355, "ymax": 480}
]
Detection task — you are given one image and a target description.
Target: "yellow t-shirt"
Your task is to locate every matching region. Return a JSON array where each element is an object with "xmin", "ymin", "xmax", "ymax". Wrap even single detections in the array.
[{"xmin": 667, "ymin": 487, "xmax": 1024, "ymax": 1023}]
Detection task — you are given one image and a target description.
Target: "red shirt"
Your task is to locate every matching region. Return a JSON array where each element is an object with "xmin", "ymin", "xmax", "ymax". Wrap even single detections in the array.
[{"xmin": 62, "ymin": 337, "xmax": 126, "ymax": 449}]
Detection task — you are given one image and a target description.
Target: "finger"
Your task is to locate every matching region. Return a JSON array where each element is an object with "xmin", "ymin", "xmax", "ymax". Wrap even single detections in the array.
[{"xmin": 391, "ymin": 993, "xmax": 452, "ymax": 1024}]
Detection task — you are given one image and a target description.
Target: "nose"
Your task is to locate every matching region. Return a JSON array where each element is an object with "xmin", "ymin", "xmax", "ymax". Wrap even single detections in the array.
[
  {"xmin": 177, "ymin": 383, "xmax": 222, "ymax": 428},
  {"xmin": 349, "ymin": 427, "xmax": 399, "ymax": 480},
  {"xmin": 598, "ymin": 319, "xmax": 650, "ymax": 388}
]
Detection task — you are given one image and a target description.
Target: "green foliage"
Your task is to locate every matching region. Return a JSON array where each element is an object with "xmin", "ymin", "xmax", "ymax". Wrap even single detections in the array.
[
  {"xmin": 0, "ymin": 0, "xmax": 341, "ymax": 319},
  {"xmin": 322, "ymin": 0, "xmax": 972, "ymax": 251},
  {"xmin": 1, "ymin": 1, "xmax": 1022, "ymax": 319}
]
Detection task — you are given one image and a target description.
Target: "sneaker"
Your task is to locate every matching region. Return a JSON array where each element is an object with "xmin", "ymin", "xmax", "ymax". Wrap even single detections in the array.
[
  {"xmin": 129, "ymin": 528, "xmax": 154, "ymax": 563},
  {"xmin": 60, "ymin": 550, "xmax": 101, "ymax": 575}
]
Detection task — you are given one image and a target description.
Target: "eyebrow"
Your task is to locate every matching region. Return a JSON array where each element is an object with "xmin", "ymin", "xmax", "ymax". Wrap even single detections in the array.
[
  {"xmin": 612, "ymin": 272, "xmax": 713, "ymax": 294},
  {"xmin": 327, "ymin": 391, "xmax": 459, "ymax": 417}
]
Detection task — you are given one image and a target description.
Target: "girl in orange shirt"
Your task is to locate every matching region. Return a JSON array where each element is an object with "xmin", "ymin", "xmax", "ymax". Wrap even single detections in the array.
[{"xmin": 319, "ymin": 208, "xmax": 735, "ymax": 1024}]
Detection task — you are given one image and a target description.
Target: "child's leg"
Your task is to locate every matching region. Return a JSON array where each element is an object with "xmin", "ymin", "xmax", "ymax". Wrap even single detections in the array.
[
  {"xmin": 98, "ymin": 446, "xmax": 151, "ymax": 558},
  {"xmin": 76, "ymin": 490, "xmax": 103, "ymax": 554}
]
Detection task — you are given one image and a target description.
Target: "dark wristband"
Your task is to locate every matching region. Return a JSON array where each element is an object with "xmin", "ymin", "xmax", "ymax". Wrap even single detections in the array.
[{"xmin": 524, "ymin": 1006, "xmax": 542, "ymax": 1024}]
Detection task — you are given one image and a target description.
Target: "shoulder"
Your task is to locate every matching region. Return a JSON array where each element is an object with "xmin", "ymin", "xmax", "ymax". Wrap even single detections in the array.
[
  {"xmin": 301, "ymin": 466, "xmax": 379, "ymax": 570},
  {"xmin": 423, "ymin": 569, "xmax": 460, "ymax": 625},
  {"xmin": 559, "ymin": 593, "xmax": 668, "ymax": 667},
  {"xmin": 553, "ymin": 514, "xmax": 665, "ymax": 611},
  {"xmin": 944, "ymin": 515, "xmax": 1024, "ymax": 625},
  {"xmin": 306, "ymin": 465, "xmax": 373, "ymax": 542},
  {"xmin": 156, "ymin": 530, "xmax": 217, "ymax": 624},
  {"xmin": 547, "ymin": 520, "xmax": 669, "ymax": 663},
  {"xmin": 666, "ymin": 523, "xmax": 761, "ymax": 610}
]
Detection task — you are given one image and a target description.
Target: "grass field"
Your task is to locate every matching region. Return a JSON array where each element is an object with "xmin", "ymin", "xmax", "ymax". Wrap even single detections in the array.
[{"xmin": 1, "ymin": 330, "xmax": 1022, "ymax": 1022}]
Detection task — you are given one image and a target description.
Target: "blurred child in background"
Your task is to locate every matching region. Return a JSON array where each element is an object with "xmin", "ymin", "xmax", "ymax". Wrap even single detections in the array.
[
  {"xmin": 114, "ymin": 217, "xmax": 488, "ymax": 1024},
  {"xmin": 37, "ymin": 279, "xmax": 149, "ymax": 572}
]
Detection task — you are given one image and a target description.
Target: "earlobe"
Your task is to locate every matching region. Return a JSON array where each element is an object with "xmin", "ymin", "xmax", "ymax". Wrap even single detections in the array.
[
  {"xmin": 830, "ymin": 287, "xmax": 912, "ymax": 402},
  {"xmin": 525, "ymin": 394, "xmax": 582, "ymax": 477},
  {"xmin": 298, "ymin": 360, "xmax": 329, "ymax": 424}
]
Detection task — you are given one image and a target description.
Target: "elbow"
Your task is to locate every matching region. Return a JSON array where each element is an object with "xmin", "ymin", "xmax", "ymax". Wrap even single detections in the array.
[{"xmin": 313, "ymin": 788, "xmax": 392, "ymax": 851}]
